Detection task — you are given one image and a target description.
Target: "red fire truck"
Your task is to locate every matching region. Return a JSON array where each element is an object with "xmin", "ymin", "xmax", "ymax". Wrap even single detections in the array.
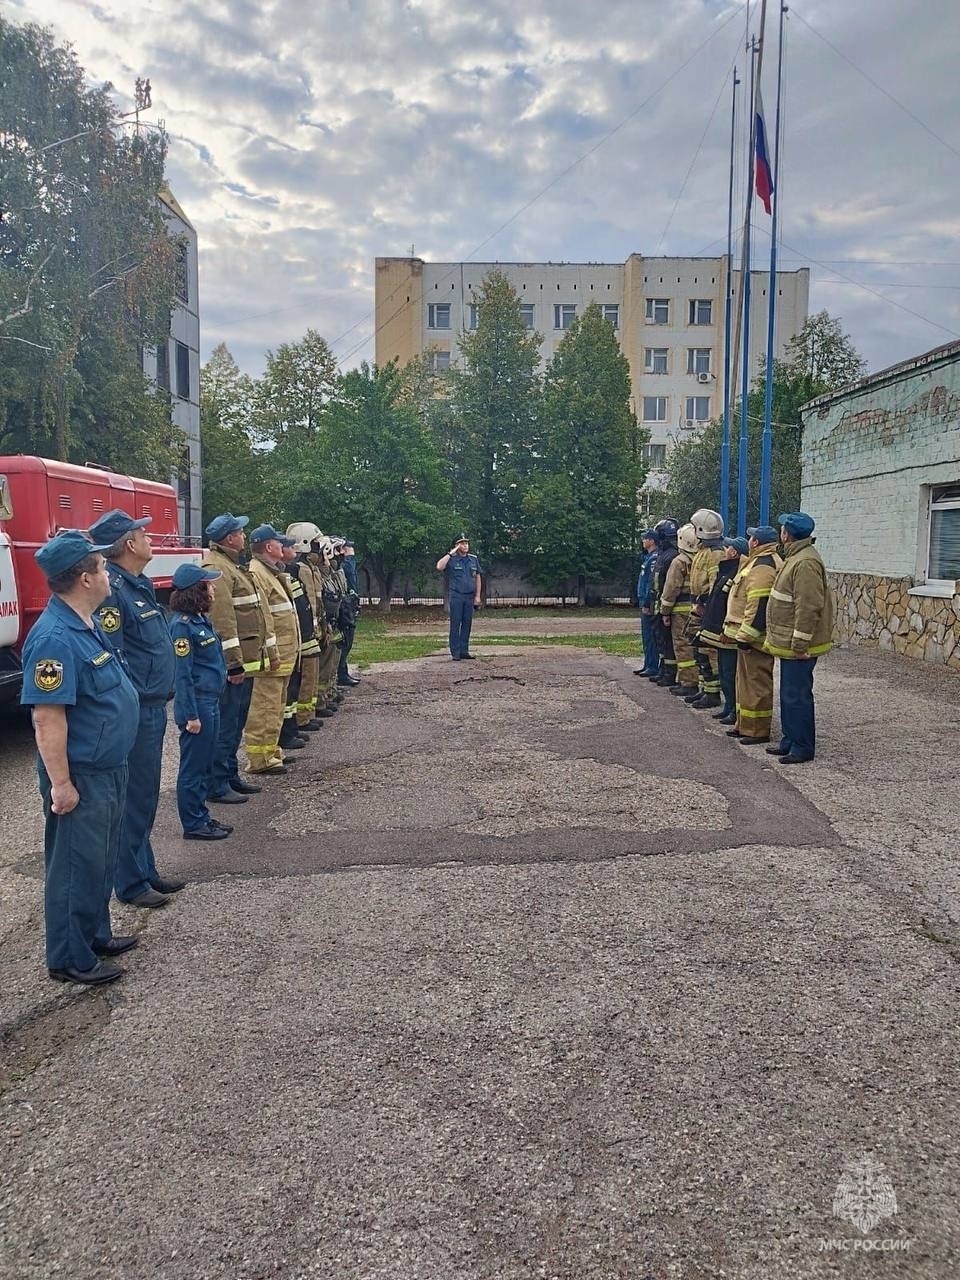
[{"xmin": 0, "ymin": 455, "xmax": 202, "ymax": 700}]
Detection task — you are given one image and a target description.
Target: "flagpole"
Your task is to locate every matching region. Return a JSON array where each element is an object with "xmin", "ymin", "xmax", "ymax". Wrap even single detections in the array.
[
  {"xmin": 720, "ymin": 66, "xmax": 739, "ymax": 532},
  {"xmin": 736, "ymin": 35, "xmax": 759, "ymax": 537},
  {"xmin": 759, "ymin": 2, "xmax": 787, "ymax": 525}
]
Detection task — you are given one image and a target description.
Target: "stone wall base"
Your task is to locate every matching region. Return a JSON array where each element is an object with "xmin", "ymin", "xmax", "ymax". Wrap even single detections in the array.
[{"xmin": 830, "ymin": 571, "xmax": 960, "ymax": 670}]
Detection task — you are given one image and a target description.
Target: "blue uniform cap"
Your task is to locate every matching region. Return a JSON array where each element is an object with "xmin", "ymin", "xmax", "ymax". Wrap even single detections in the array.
[
  {"xmin": 250, "ymin": 523, "xmax": 295, "ymax": 547},
  {"xmin": 641, "ymin": 529, "xmax": 658, "ymax": 541},
  {"xmin": 777, "ymin": 511, "xmax": 815, "ymax": 539},
  {"xmin": 88, "ymin": 509, "xmax": 152, "ymax": 545},
  {"xmin": 205, "ymin": 512, "xmax": 249, "ymax": 542},
  {"xmin": 747, "ymin": 525, "xmax": 781, "ymax": 545},
  {"xmin": 172, "ymin": 562, "xmax": 223, "ymax": 590},
  {"xmin": 723, "ymin": 536, "xmax": 750, "ymax": 556},
  {"xmin": 35, "ymin": 530, "xmax": 113, "ymax": 580}
]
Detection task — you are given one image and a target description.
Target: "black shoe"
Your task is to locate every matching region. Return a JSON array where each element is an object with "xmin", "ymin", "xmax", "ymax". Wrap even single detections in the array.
[
  {"xmin": 280, "ymin": 737, "xmax": 308, "ymax": 750},
  {"xmin": 150, "ymin": 876, "xmax": 186, "ymax": 894},
  {"xmin": 777, "ymin": 754, "xmax": 813, "ymax": 765},
  {"xmin": 208, "ymin": 789, "xmax": 248, "ymax": 804},
  {"xmin": 682, "ymin": 690, "xmax": 702, "ymax": 703},
  {"xmin": 49, "ymin": 961, "xmax": 122, "ymax": 986},
  {"xmin": 316, "ymin": 708, "xmax": 337, "ymax": 719},
  {"xmin": 338, "ymin": 675, "xmax": 360, "ymax": 686},
  {"xmin": 713, "ymin": 709, "xmax": 734, "ymax": 720},
  {"xmin": 670, "ymin": 685, "xmax": 693, "ymax": 697},
  {"xmin": 725, "ymin": 728, "xmax": 742, "ymax": 738},
  {"xmin": 739, "ymin": 737, "xmax": 771, "ymax": 746},
  {"xmin": 692, "ymin": 694, "xmax": 721, "ymax": 709},
  {"xmin": 122, "ymin": 889, "xmax": 169, "ymax": 908},
  {"xmin": 256, "ymin": 766, "xmax": 288, "ymax": 776},
  {"xmin": 451, "ymin": 655, "xmax": 462, "ymax": 661},
  {"xmin": 765, "ymin": 745, "xmax": 790, "ymax": 756},
  {"xmin": 94, "ymin": 935, "xmax": 138, "ymax": 957},
  {"xmin": 210, "ymin": 818, "xmax": 233, "ymax": 833},
  {"xmin": 462, "ymin": 653, "xmax": 477, "ymax": 660},
  {"xmin": 231, "ymin": 779, "xmax": 262, "ymax": 795},
  {"xmin": 183, "ymin": 822, "xmax": 230, "ymax": 841},
  {"xmin": 299, "ymin": 720, "xmax": 324, "ymax": 732}
]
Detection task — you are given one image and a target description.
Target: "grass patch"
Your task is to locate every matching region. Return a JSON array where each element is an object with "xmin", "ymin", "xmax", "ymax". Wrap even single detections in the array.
[{"xmin": 352, "ymin": 617, "xmax": 644, "ymax": 667}]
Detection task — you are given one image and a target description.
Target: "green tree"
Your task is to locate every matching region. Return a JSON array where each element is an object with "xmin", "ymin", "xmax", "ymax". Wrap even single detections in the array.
[
  {"xmin": 268, "ymin": 361, "xmax": 457, "ymax": 610},
  {"xmin": 252, "ymin": 328, "xmax": 338, "ymax": 442},
  {"xmin": 446, "ymin": 270, "xmax": 542, "ymax": 577},
  {"xmin": 660, "ymin": 310, "xmax": 865, "ymax": 528},
  {"xmin": 523, "ymin": 303, "xmax": 648, "ymax": 602},
  {"xmin": 199, "ymin": 343, "xmax": 261, "ymax": 527},
  {"xmin": 0, "ymin": 20, "xmax": 181, "ymax": 475}
]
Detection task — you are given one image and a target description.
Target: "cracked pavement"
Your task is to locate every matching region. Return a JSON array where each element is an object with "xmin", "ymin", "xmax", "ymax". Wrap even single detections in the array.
[{"xmin": 0, "ymin": 644, "xmax": 958, "ymax": 1278}]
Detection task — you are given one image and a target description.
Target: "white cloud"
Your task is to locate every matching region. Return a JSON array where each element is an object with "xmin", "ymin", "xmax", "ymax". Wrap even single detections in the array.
[{"xmin": 15, "ymin": 0, "xmax": 960, "ymax": 374}]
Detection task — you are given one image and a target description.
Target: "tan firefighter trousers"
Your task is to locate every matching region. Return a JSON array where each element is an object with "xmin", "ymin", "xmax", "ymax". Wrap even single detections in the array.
[
  {"xmin": 246, "ymin": 674, "xmax": 289, "ymax": 771},
  {"xmin": 735, "ymin": 647, "xmax": 775, "ymax": 740}
]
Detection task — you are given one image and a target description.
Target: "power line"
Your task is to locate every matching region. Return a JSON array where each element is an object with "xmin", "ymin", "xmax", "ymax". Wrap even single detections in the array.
[{"xmin": 791, "ymin": 7, "xmax": 960, "ymax": 164}]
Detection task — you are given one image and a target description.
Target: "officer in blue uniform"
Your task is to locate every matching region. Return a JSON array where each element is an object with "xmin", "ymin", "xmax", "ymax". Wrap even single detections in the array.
[
  {"xmin": 168, "ymin": 563, "xmax": 231, "ymax": 841},
  {"xmin": 435, "ymin": 535, "xmax": 483, "ymax": 660},
  {"xmin": 21, "ymin": 531, "xmax": 141, "ymax": 985},
  {"xmin": 89, "ymin": 509, "xmax": 181, "ymax": 907},
  {"xmin": 634, "ymin": 529, "xmax": 660, "ymax": 677}
]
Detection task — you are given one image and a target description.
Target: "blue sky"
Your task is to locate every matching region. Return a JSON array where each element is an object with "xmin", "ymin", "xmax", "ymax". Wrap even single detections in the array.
[{"xmin": 14, "ymin": 0, "xmax": 960, "ymax": 376}]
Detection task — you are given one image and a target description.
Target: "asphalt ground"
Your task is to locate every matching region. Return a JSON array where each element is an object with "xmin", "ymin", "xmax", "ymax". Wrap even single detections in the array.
[{"xmin": 0, "ymin": 644, "xmax": 958, "ymax": 1279}]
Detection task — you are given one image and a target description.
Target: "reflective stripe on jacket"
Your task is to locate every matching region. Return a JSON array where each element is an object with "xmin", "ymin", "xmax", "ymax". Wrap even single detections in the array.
[
  {"xmin": 723, "ymin": 543, "xmax": 782, "ymax": 648},
  {"xmin": 204, "ymin": 543, "xmax": 268, "ymax": 674},
  {"xmin": 661, "ymin": 550, "xmax": 693, "ymax": 615},
  {"xmin": 250, "ymin": 556, "xmax": 299, "ymax": 674}
]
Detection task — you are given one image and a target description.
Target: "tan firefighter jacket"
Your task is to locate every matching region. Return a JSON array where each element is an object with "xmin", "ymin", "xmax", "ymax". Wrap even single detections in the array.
[
  {"xmin": 203, "ymin": 543, "xmax": 270, "ymax": 675},
  {"xmin": 249, "ymin": 555, "xmax": 298, "ymax": 676},
  {"xmin": 764, "ymin": 537, "xmax": 835, "ymax": 658},
  {"xmin": 723, "ymin": 542, "xmax": 783, "ymax": 649},
  {"xmin": 660, "ymin": 550, "xmax": 693, "ymax": 618}
]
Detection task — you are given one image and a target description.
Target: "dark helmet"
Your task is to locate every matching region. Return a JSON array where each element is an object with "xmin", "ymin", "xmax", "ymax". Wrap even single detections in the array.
[{"xmin": 653, "ymin": 517, "xmax": 679, "ymax": 542}]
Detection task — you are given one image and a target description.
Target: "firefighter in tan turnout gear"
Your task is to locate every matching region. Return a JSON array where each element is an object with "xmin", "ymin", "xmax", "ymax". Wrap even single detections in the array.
[
  {"xmin": 203, "ymin": 512, "xmax": 271, "ymax": 804},
  {"xmin": 285, "ymin": 523, "xmax": 326, "ymax": 731},
  {"xmin": 662, "ymin": 522, "xmax": 699, "ymax": 695},
  {"xmin": 246, "ymin": 525, "xmax": 299, "ymax": 774},
  {"xmin": 723, "ymin": 524, "xmax": 783, "ymax": 745},
  {"xmin": 685, "ymin": 508, "xmax": 726, "ymax": 710}
]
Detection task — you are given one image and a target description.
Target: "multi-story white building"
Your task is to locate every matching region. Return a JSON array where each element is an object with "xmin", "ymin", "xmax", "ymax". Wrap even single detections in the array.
[
  {"xmin": 375, "ymin": 254, "xmax": 809, "ymax": 487},
  {"xmin": 141, "ymin": 188, "xmax": 202, "ymax": 539}
]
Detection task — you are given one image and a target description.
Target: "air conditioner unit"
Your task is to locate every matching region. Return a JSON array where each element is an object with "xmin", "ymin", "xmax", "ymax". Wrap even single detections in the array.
[
  {"xmin": 697, "ymin": 371, "xmax": 711, "ymax": 383},
  {"xmin": 685, "ymin": 419, "xmax": 696, "ymax": 428}
]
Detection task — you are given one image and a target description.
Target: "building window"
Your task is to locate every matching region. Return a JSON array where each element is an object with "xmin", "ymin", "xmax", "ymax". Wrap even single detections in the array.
[
  {"xmin": 175, "ymin": 341, "xmax": 190, "ymax": 400},
  {"xmin": 645, "ymin": 298, "xmax": 669, "ymax": 325},
  {"xmin": 926, "ymin": 484, "xmax": 960, "ymax": 584},
  {"xmin": 429, "ymin": 350, "xmax": 451, "ymax": 373},
  {"xmin": 601, "ymin": 303, "xmax": 619, "ymax": 329},
  {"xmin": 427, "ymin": 303, "xmax": 451, "ymax": 329},
  {"xmin": 689, "ymin": 299, "xmax": 713, "ymax": 325},
  {"xmin": 644, "ymin": 443, "xmax": 668, "ymax": 468},
  {"xmin": 176, "ymin": 241, "xmax": 189, "ymax": 305},
  {"xmin": 644, "ymin": 347, "xmax": 669, "ymax": 374},
  {"xmin": 156, "ymin": 340, "xmax": 170, "ymax": 392},
  {"xmin": 519, "ymin": 303, "xmax": 535, "ymax": 330},
  {"xmin": 467, "ymin": 304, "xmax": 479, "ymax": 331},
  {"xmin": 686, "ymin": 348, "xmax": 712, "ymax": 375},
  {"xmin": 642, "ymin": 396, "xmax": 668, "ymax": 422},
  {"xmin": 685, "ymin": 396, "xmax": 711, "ymax": 423},
  {"xmin": 554, "ymin": 303, "xmax": 576, "ymax": 330}
]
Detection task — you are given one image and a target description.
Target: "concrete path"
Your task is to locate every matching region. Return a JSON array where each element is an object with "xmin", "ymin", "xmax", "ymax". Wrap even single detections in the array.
[{"xmin": 0, "ymin": 646, "xmax": 958, "ymax": 1278}]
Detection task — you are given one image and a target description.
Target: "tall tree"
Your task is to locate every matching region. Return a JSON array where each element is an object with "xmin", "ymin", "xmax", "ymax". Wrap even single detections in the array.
[
  {"xmin": 268, "ymin": 361, "xmax": 457, "ymax": 610},
  {"xmin": 446, "ymin": 270, "xmax": 541, "ymax": 577},
  {"xmin": 0, "ymin": 20, "xmax": 181, "ymax": 475},
  {"xmin": 523, "ymin": 303, "xmax": 648, "ymax": 602},
  {"xmin": 660, "ymin": 310, "xmax": 865, "ymax": 527},
  {"xmin": 252, "ymin": 328, "xmax": 338, "ymax": 442},
  {"xmin": 199, "ymin": 343, "xmax": 261, "ymax": 528}
]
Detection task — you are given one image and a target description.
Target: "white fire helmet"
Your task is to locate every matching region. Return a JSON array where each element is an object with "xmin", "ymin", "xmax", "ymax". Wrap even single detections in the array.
[
  {"xmin": 285, "ymin": 521, "xmax": 323, "ymax": 554},
  {"xmin": 691, "ymin": 508, "xmax": 724, "ymax": 540},
  {"xmin": 677, "ymin": 522, "xmax": 699, "ymax": 554}
]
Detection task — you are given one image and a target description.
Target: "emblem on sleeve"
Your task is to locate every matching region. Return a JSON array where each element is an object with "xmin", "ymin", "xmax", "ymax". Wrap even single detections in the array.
[
  {"xmin": 174, "ymin": 637, "xmax": 191, "ymax": 657},
  {"xmin": 34, "ymin": 659, "xmax": 64, "ymax": 692},
  {"xmin": 99, "ymin": 606, "xmax": 121, "ymax": 633}
]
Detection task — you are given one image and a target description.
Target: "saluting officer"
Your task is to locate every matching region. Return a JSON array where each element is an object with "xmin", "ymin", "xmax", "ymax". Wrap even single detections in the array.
[
  {"xmin": 436, "ymin": 535, "xmax": 482, "ymax": 660},
  {"xmin": 168, "ymin": 564, "xmax": 231, "ymax": 841},
  {"xmin": 89, "ymin": 509, "xmax": 182, "ymax": 907},
  {"xmin": 21, "ymin": 531, "xmax": 141, "ymax": 985}
]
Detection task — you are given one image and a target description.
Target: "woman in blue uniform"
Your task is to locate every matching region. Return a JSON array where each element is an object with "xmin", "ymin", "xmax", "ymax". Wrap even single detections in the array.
[
  {"xmin": 168, "ymin": 564, "xmax": 230, "ymax": 842},
  {"xmin": 21, "ymin": 530, "xmax": 141, "ymax": 985}
]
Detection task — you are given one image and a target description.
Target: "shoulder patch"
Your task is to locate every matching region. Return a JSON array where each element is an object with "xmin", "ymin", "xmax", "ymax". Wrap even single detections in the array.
[
  {"xmin": 99, "ymin": 606, "xmax": 121, "ymax": 633},
  {"xmin": 34, "ymin": 659, "xmax": 64, "ymax": 692},
  {"xmin": 174, "ymin": 637, "xmax": 191, "ymax": 657}
]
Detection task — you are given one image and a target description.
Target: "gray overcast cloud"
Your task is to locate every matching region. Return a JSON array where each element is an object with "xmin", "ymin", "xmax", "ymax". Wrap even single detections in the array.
[{"xmin": 12, "ymin": 0, "xmax": 960, "ymax": 375}]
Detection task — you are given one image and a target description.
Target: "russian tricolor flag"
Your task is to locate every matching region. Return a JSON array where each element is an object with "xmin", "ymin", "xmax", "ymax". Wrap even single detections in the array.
[{"xmin": 755, "ymin": 92, "xmax": 774, "ymax": 215}]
